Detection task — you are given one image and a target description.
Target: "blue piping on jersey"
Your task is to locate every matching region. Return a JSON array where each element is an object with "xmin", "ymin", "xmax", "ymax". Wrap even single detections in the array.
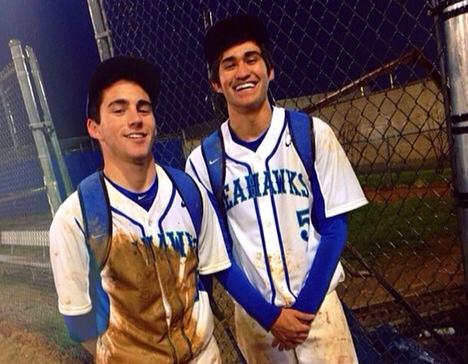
[
  {"xmin": 225, "ymin": 154, "xmax": 277, "ymax": 305},
  {"xmin": 111, "ymin": 207, "xmax": 146, "ymax": 237},
  {"xmin": 74, "ymin": 218, "xmax": 85, "ymax": 236},
  {"xmin": 189, "ymin": 159, "xmax": 203, "ymax": 186},
  {"xmin": 157, "ymin": 184, "xmax": 176, "ymax": 245},
  {"xmin": 265, "ymin": 119, "xmax": 297, "ymax": 300}
]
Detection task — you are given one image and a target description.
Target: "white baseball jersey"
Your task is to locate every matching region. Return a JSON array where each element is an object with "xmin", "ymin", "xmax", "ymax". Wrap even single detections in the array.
[
  {"xmin": 49, "ymin": 164, "xmax": 230, "ymax": 363},
  {"xmin": 186, "ymin": 106, "xmax": 367, "ymax": 308}
]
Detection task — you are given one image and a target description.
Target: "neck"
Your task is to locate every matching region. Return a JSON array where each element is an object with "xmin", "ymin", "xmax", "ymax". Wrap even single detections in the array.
[
  {"xmin": 228, "ymin": 100, "xmax": 273, "ymax": 141},
  {"xmin": 103, "ymin": 156, "xmax": 156, "ymax": 192}
]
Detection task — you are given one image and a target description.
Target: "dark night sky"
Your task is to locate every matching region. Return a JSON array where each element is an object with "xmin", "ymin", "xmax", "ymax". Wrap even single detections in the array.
[{"xmin": 0, "ymin": 0, "xmax": 99, "ymax": 139}]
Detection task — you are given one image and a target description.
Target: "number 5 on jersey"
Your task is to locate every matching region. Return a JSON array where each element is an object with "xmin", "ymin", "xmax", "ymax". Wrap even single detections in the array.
[{"xmin": 296, "ymin": 208, "xmax": 310, "ymax": 241}]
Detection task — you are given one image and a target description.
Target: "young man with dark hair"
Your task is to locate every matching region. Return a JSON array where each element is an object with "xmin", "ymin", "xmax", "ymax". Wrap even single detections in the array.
[
  {"xmin": 186, "ymin": 15, "xmax": 368, "ymax": 363},
  {"xmin": 50, "ymin": 55, "xmax": 309, "ymax": 363},
  {"xmin": 49, "ymin": 56, "xmax": 233, "ymax": 363}
]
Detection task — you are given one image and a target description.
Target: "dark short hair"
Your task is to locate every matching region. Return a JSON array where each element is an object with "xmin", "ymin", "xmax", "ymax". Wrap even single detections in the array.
[
  {"xmin": 204, "ymin": 14, "xmax": 273, "ymax": 82},
  {"xmin": 87, "ymin": 56, "xmax": 160, "ymax": 122}
]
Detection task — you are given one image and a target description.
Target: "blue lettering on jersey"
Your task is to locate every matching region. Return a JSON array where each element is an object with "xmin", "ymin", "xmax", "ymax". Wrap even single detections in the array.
[
  {"xmin": 185, "ymin": 232, "xmax": 197, "ymax": 249},
  {"xmin": 245, "ymin": 172, "xmax": 261, "ymax": 199},
  {"xmin": 262, "ymin": 170, "xmax": 276, "ymax": 196},
  {"xmin": 233, "ymin": 178, "xmax": 247, "ymax": 206},
  {"xmin": 272, "ymin": 169, "xmax": 286, "ymax": 194},
  {"xmin": 167, "ymin": 231, "xmax": 186, "ymax": 256},
  {"xmin": 223, "ymin": 168, "xmax": 309, "ymax": 210},
  {"xmin": 223, "ymin": 184, "xmax": 234, "ymax": 210},
  {"xmin": 286, "ymin": 170, "xmax": 300, "ymax": 196},
  {"xmin": 156, "ymin": 231, "xmax": 197, "ymax": 255},
  {"xmin": 157, "ymin": 233, "xmax": 168, "ymax": 249}
]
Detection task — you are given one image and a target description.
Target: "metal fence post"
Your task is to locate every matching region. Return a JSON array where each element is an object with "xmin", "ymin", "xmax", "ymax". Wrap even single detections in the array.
[
  {"xmin": 25, "ymin": 46, "xmax": 74, "ymax": 197},
  {"xmin": 87, "ymin": 0, "xmax": 114, "ymax": 61},
  {"xmin": 436, "ymin": 0, "xmax": 468, "ymax": 297},
  {"xmin": 8, "ymin": 39, "xmax": 62, "ymax": 215}
]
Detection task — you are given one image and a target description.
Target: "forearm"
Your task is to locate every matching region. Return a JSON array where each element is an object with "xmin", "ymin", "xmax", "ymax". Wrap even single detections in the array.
[
  {"xmin": 214, "ymin": 262, "xmax": 281, "ymax": 330},
  {"xmin": 292, "ymin": 214, "xmax": 347, "ymax": 313}
]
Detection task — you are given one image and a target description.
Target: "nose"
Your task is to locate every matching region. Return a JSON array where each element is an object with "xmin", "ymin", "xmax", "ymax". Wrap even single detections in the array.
[
  {"xmin": 235, "ymin": 61, "xmax": 250, "ymax": 79},
  {"xmin": 128, "ymin": 107, "xmax": 143, "ymax": 127}
]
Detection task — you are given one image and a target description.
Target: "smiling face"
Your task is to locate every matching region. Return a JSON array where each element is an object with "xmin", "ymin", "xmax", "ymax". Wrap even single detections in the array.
[
  {"xmin": 211, "ymin": 41, "xmax": 274, "ymax": 115},
  {"xmin": 87, "ymin": 79, "xmax": 156, "ymax": 168}
]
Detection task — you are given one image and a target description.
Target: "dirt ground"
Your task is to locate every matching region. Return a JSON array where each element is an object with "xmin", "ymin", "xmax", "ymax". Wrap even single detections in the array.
[{"xmin": 0, "ymin": 320, "xmax": 90, "ymax": 364}]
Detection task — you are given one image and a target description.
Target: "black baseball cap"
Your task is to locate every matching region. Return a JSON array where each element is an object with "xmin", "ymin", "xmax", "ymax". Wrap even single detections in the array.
[
  {"xmin": 204, "ymin": 14, "xmax": 270, "ymax": 67},
  {"xmin": 87, "ymin": 56, "xmax": 160, "ymax": 118}
]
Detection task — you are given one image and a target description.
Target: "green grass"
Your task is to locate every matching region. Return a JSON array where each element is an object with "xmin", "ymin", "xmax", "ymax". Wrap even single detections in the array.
[
  {"xmin": 358, "ymin": 168, "xmax": 452, "ymax": 189},
  {"xmin": 348, "ymin": 196, "xmax": 457, "ymax": 255}
]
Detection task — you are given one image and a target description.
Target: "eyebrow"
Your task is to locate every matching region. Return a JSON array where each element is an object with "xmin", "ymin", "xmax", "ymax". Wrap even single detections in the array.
[
  {"xmin": 107, "ymin": 99, "xmax": 128, "ymax": 108},
  {"xmin": 221, "ymin": 50, "xmax": 262, "ymax": 65},
  {"xmin": 106, "ymin": 99, "xmax": 153, "ymax": 108},
  {"xmin": 136, "ymin": 100, "xmax": 153, "ymax": 108}
]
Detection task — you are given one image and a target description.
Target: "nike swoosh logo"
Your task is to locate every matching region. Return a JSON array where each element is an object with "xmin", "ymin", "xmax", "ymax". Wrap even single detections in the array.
[
  {"xmin": 209, "ymin": 158, "xmax": 219, "ymax": 165},
  {"xmin": 137, "ymin": 194, "xmax": 146, "ymax": 200}
]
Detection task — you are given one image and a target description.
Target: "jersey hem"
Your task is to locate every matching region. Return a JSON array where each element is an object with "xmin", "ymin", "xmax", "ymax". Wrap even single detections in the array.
[{"xmin": 325, "ymin": 198, "xmax": 368, "ymax": 218}]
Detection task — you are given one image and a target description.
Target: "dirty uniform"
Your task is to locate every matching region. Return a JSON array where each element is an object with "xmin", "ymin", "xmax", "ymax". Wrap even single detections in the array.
[
  {"xmin": 187, "ymin": 107, "xmax": 368, "ymax": 363},
  {"xmin": 50, "ymin": 164, "xmax": 230, "ymax": 363}
]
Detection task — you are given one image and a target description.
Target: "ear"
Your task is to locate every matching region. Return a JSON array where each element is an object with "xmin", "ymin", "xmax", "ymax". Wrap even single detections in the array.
[
  {"xmin": 210, "ymin": 79, "xmax": 223, "ymax": 94},
  {"xmin": 268, "ymin": 67, "xmax": 275, "ymax": 82},
  {"xmin": 87, "ymin": 118, "xmax": 102, "ymax": 140}
]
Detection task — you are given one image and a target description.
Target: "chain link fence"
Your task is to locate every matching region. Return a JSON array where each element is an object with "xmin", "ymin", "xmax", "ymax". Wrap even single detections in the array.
[
  {"xmin": 92, "ymin": 0, "xmax": 466, "ymax": 362},
  {"xmin": 0, "ymin": 42, "xmax": 91, "ymax": 363},
  {"xmin": 0, "ymin": 55, "xmax": 52, "ymax": 283},
  {"xmin": 0, "ymin": 0, "xmax": 466, "ymax": 363}
]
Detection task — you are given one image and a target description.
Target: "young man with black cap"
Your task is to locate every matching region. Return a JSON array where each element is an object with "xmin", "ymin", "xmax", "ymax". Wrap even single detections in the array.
[
  {"xmin": 49, "ymin": 56, "xmax": 235, "ymax": 363},
  {"xmin": 186, "ymin": 15, "xmax": 368, "ymax": 363}
]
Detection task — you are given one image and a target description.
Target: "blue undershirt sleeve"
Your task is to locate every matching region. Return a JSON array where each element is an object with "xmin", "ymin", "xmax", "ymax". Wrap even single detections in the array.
[
  {"xmin": 63, "ymin": 312, "xmax": 100, "ymax": 342},
  {"xmin": 214, "ymin": 260, "xmax": 281, "ymax": 331},
  {"xmin": 202, "ymin": 190, "xmax": 280, "ymax": 331},
  {"xmin": 292, "ymin": 213, "xmax": 348, "ymax": 313}
]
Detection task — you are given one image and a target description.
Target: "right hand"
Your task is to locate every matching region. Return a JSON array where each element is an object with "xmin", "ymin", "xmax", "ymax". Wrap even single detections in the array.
[{"xmin": 270, "ymin": 308, "xmax": 314, "ymax": 350}]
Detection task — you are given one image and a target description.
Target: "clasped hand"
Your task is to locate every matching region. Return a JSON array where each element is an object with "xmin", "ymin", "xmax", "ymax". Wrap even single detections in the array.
[{"xmin": 270, "ymin": 308, "xmax": 315, "ymax": 351}]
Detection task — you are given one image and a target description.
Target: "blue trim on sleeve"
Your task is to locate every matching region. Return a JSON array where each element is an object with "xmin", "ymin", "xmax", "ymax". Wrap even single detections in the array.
[
  {"xmin": 292, "ymin": 214, "xmax": 347, "ymax": 313},
  {"xmin": 215, "ymin": 260, "xmax": 281, "ymax": 330}
]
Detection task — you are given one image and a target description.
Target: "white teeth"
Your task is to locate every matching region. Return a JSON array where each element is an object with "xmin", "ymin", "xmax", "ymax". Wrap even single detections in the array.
[
  {"xmin": 235, "ymin": 82, "xmax": 255, "ymax": 91},
  {"xmin": 127, "ymin": 133, "xmax": 145, "ymax": 139}
]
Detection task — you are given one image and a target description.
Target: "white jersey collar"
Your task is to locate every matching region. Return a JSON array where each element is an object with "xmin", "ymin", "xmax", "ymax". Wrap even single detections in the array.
[{"xmin": 221, "ymin": 106, "xmax": 286, "ymax": 159}]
